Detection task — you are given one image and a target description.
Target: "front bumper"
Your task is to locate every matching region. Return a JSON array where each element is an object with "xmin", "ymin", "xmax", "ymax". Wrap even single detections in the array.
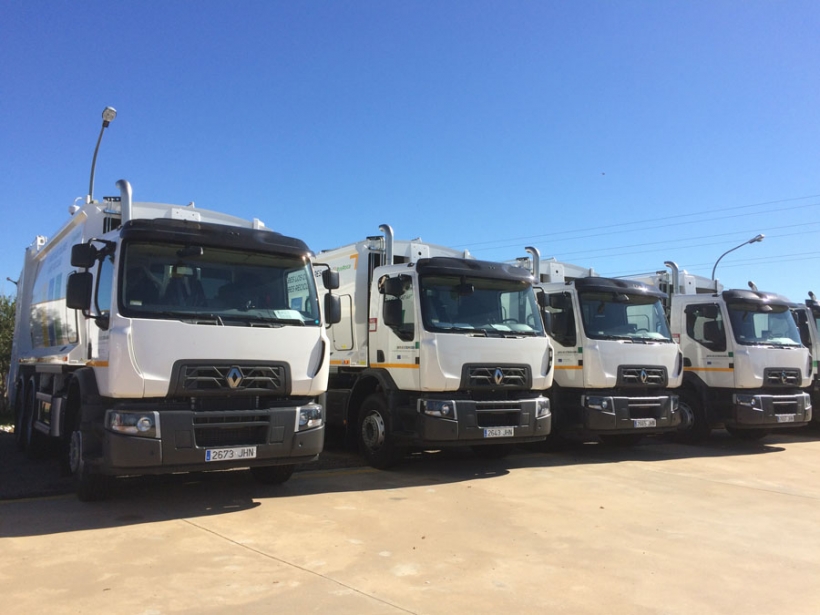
[
  {"xmin": 581, "ymin": 394, "xmax": 681, "ymax": 435},
  {"xmin": 413, "ymin": 395, "xmax": 551, "ymax": 446},
  {"xmin": 728, "ymin": 392, "xmax": 812, "ymax": 429},
  {"xmin": 99, "ymin": 405, "xmax": 324, "ymax": 476}
]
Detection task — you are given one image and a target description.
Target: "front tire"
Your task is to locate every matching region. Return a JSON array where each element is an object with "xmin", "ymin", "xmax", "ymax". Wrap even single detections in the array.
[
  {"xmin": 69, "ymin": 423, "xmax": 111, "ymax": 502},
  {"xmin": 672, "ymin": 391, "xmax": 711, "ymax": 444},
  {"xmin": 250, "ymin": 464, "xmax": 295, "ymax": 485},
  {"xmin": 357, "ymin": 393, "xmax": 404, "ymax": 470}
]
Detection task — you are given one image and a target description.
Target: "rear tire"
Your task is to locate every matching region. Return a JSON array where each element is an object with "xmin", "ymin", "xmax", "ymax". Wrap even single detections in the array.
[
  {"xmin": 358, "ymin": 393, "xmax": 404, "ymax": 470},
  {"xmin": 13, "ymin": 382, "xmax": 26, "ymax": 452},
  {"xmin": 22, "ymin": 380, "xmax": 48, "ymax": 459},
  {"xmin": 250, "ymin": 464, "xmax": 295, "ymax": 485},
  {"xmin": 672, "ymin": 391, "xmax": 711, "ymax": 444}
]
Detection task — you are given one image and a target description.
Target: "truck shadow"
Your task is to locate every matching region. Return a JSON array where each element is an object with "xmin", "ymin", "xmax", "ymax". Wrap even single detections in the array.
[{"xmin": 1, "ymin": 428, "xmax": 816, "ymax": 538}]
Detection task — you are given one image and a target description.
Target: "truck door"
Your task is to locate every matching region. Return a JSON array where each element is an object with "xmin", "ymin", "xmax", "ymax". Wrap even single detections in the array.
[
  {"xmin": 683, "ymin": 303, "xmax": 733, "ymax": 388},
  {"xmin": 547, "ymin": 292, "xmax": 582, "ymax": 387},
  {"xmin": 372, "ymin": 274, "xmax": 420, "ymax": 391}
]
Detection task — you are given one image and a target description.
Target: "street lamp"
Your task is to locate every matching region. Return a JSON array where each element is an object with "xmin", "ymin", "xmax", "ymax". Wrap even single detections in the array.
[
  {"xmin": 86, "ymin": 106, "xmax": 117, "ymax": 204},
  {"xmin": 711, "ymin": 234, "xmax": 765, "ymax": 280}
]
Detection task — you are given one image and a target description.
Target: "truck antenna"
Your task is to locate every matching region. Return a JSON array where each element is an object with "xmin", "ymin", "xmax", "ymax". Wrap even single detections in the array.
[{"xmin": 86, "ymin": 107, "xmax": 117, "ymax": 205}]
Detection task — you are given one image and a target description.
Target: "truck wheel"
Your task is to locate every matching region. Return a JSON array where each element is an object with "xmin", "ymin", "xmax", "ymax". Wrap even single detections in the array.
[
  {"xmin": 471, "ymin": 444, "xmax": 514, "ymax": 459},
  {"xmin": 725, "ymin": 426, "xmax": 770, "ymax": 441},
  {"xmin": 358, "ymin": 393, "xmax": 404, "ymax": 469},
  {"xmin": 250, "ymin": 464, "xmax": 295, "ymax": 484},
  {"xmin": 22, "ymin": 381, "xmax": 48, "ymax": 459},
  {"xmin": 599, "ymin": 434, "xmax": 643, "ymax": 447},
  {"xmin": 69, "ymin": 425, "xmax": 111, "ymax": 502},
  {"xmin": 673, "ymin": 392, "xmax": 711, "ymax": 444}
]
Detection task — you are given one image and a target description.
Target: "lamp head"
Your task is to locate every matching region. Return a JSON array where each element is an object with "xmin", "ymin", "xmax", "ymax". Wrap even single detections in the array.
[
  {"xmin": 102, "ymin": 106, "xmax": 117, "ymax": 127},
  {"xmin": 749, "ymin": 234, "xmax": 764, "ymax": 244}
]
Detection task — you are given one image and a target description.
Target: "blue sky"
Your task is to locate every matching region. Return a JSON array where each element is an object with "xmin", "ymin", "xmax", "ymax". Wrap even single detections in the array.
[{"xmin": 2, "ymin": 1, "xmax": 819, "ymax": 302}]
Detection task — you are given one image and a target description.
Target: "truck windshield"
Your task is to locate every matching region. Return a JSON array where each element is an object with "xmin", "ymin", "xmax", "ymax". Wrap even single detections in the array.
[
  {"xmin": 579, "ymin": 291, "xmax": 672, "ymax": 342},
  {"xmin": 419, "ymin": 275, "xmax": 544, "ymax": 336},
  {"xmin": 727, "ymin": 302, "xmax": 802, "ymax": 346},
  {"xmin": 120, "ymin": 242, "xmax": 321, "ymax": 326}
]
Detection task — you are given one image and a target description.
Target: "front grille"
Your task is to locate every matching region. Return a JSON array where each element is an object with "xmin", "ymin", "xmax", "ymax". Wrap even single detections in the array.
[
  {"xmin": 618, "ymin": 366, "xmax": 667, "ymax": 388},
  {"xmin": 627, "ymin": 397, "xmax": 665, "ymax": 419},
  {"xmin": 764, "ymin": 368, "xmax": 801, "ymax": 387},
  {"xmin": 174, "ymin": 362, "xmax": 289, "ymax": 395},
  {"xmin": 772, "ymin": 396, "xmax": 800, "ymax": 414},
  {"xmin": 193, "ymin": 413, "xmax": 270, "ymax": 447},
  {"xmin": 475, "ymin": 400, "xmax": 521, "ymax": 428},
  {"xmin": 462, "ymin": 365, "xmax": 531, "ymax": 390}
]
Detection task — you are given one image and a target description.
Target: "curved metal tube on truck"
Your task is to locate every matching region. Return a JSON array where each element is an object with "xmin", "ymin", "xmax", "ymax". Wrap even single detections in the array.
[
  {"xmin": 379, "ymin": 223, "xmax": 394, "ymax": 266},
  {"xmin": 526, "ymin": 246, "xmax": 540, "ymax": 280},
  {"xmin": 117, "ymin": 179, "xmax": 133, "ymax": 224}
]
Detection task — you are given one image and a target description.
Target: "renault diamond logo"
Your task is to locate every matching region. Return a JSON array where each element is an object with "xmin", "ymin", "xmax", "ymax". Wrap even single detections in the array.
[
  {"xmin": 640, "ymin": 369, "xmax": 648, "ymax": 384},
  {"xmin": 780, "ymin": 370, "xmax": 788, "ymax": 384},
  {"xmin": 494, "ymin": 368, "xmax": 504, "ymax": 386},
  {"xmin": 226, "ymin": 367, "xmax": 243, "ymax": 389}
]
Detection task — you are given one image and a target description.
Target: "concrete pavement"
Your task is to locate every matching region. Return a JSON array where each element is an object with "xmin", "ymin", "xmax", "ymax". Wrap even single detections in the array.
[{"xmin": 2, "ymin": 431, "xmax": 820, "ymax": 614}]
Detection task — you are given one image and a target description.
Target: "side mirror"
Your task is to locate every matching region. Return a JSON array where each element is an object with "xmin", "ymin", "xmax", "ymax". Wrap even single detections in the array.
[
  {"xmin": 324, "ymin": 294, "xmax": 341, "ymax": 325},
  {"xmin": 381, "ymin": 277, "xmax": 406, "ymax": 297},
  {"xmin": 383, "ymin": 298, "xmax": 403, "ymax": 327},
  {"xmin": 536, "ymin": 291, "xmax": 548, "ymax": 308},
  {"xmin": 541, "ymin": 310, "xmax": 552, "ymax": 335},
  {"xmin": 66, "ymin": 272, "xmax": 93, "ymax": 311},
  {"xmin": 71, "ymin": 244, "xmax": 98, "ymax": 269},
  {"xmin": 322, "ymin": 269, "xmax": 340, "ymax": 291}
]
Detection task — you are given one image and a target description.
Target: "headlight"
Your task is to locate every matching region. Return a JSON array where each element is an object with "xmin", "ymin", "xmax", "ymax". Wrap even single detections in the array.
[
  {"xmin": 106, "ymin": 410, "xmax": 161, "ymax": 438},
  {"xmin": 734, "ymin": 394, "xmax": 760, "ymax": 408},
  {"xmin": 419, "ymin": 399, "xmax": 457, "ymax": 419},
  {"xmin": 671, "ymin": 395, "xmax": 679, "ymax": 412},
  {"xmin": 297, "ymin": 405, "xmax": 323, "ymax": 431},
  {"xmin": 536, "ymin": 397, "xmax": 550, "ymax": 419},
  {"xmin": 584, "ymin": 396, "xmax": 613, "ymax": 412}
]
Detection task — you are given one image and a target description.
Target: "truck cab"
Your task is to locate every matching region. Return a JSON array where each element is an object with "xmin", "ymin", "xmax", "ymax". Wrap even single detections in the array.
[
  {"xmin": 634, "ymin": 263, "xmax": 812, "ymax": 441},
  {"xmin": 9, "ymin": 180, "xmax": 339, "ymax": 499},
  {"xmin": 319, "ymin": 226, "xmax": 553, "ymax": 468},
  {"xmin": 517, "ymin": 253, "xmax": 682, "ymax": 446},
  {"xmin": 790, "ymin": 292, "xmax": 820, "ymax": 424}
]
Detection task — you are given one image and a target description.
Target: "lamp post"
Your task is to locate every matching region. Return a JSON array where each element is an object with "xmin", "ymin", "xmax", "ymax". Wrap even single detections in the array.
[
  {"xmin": 711, "ymin": 234, "xmax": 765, "ymax": 280},
  {"xmin": 86, "ymin": 106, "xmax": 117, "ymax": 204}
]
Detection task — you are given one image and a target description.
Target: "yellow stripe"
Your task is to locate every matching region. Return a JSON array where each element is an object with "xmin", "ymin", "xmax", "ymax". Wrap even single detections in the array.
[
  {"xmin": 555, "ymin": 365, "xmax": 583, "ymax": 370},
  {"xmin": 685, "ymin": 366, "xmax": 734, "ymax": 373},
  {"xmin": 86, "ymin": 360, "xmax": 109, "ymax": 367},
  {"xmin": 372, "ymin": 363, "xmax": 420, "ymax": 369}
]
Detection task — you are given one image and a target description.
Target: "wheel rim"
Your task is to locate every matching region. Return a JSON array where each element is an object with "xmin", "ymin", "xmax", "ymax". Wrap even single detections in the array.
[
  {"xmin": 69, "ymin": 430, "xmax": 83, "ymax": 475},
  {"xmin": 361, "ymin": 411, "xmax": 386, "ymax": 452},
  {"xmin": 678, "ymin": 400, "xmax": 695, "ymax": 431}
]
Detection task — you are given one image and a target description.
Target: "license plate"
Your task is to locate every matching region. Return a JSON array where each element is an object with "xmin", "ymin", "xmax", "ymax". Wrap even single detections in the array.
[
  {"xmin": 633, "ymin": 418, "xmax": 657, "ymax": 428},
  {"xmin": 484, "ymin": 427, "xmax": 514, "ymax": 438},
  {"xmin": 775, "ymin": 414, "xmax": 796, "ymax": 423},
  {"xmin": 205, "ymin": 446, "xmax": 257, "ymax": 462}
]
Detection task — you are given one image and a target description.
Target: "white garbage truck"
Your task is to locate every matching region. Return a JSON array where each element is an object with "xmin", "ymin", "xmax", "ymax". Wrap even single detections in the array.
[
  {"xmin": 7, "ymin": 109, "xmax": 340, "ymax": 499},
  {"xmin": 631, "ymin": 263, "xmax": 812, "ymax": 441},
  {"xmin": 317, "ymin": 225, "xmax": 553, "ymax": 468},
  {"xmin": 791, "ymin": 292, "xmax": 820, "ymax": 424},
  {"xmin": 514, "ymin": 249, "xmax": 682, "ymax": 446}
]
